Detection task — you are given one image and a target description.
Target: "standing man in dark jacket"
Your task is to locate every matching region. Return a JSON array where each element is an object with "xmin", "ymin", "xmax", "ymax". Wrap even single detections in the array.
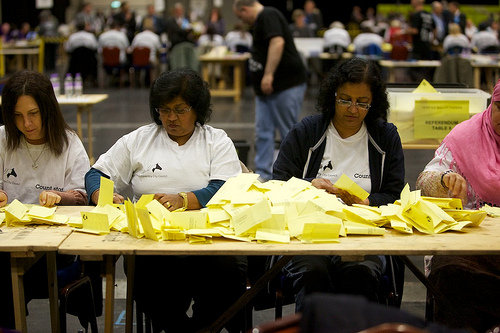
[{"xmin": 233, "ymin": 0, "xmax": 307, "ymax": 182}]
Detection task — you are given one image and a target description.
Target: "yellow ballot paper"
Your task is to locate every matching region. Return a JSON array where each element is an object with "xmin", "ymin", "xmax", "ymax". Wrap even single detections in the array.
[
  {"xmin": 27, "ymin": 206, "xmax": 56, "ymax": 218},
  {"xmin": 79, "ymin": 211, "xmax": 110, "ymax": 235},
  {"xmin": 5, "ymin": 200, "xmax": 30, "ymax": 226},
  {"xmin": 136, "ymin": 194, "xmax": 154, "ymax": 208},
  {"xmin": 412, "ymin": 79, "xmax": 438, "ymax": 93},
  {"xmin": 125, "ymin": 199, "xmax": 140, "ymax": 238},
  {"xmin": 170, "ymin": 211, "xmax": 208, "ymax": 229},
  {"xmin": 232, "ymin": 199, "xmax": 272, "ymax": 236},
  {"xmin": 301, "ymin": 218, "xmax": 342, "ymax": 243},
  {"xmin": 161, "ymin": 226, "xmax": 186, "ymax": 241},
  {"xmin": 481, "ymin": 204, "xmax": 500, "ymax": 218},
  {"xmin": 255, "ymin": 229, "xmax": 290, "ymax": 243},
  {"xmin": 344, "ymin": 221, "xmax": 386, "ymax": 235},
  {"xmin": 98, "ymin": 177, "xmax": 114, "ymax": 207},
  {"xmin": 31, "ymin": 214, "xmax": 69, "ymax": 225},
  {"xmin": 206, "ymin": 173, "xmax": 260, "ymax": 206},
  {"xmin": 422, "ymin": 197, "xmax": 463, "ymax": 210},
  {"xmin": 146, "ymin": 199, "xmax": 171, "ymax": 223},
  {"xmin": 445, "ymin": 209, "xmax": 486, "ymax": 227},
  {"xmin": 136, "ymin": 207, "xmax": 159, "ymax": 241},
  {"xmin": 334, "ymin": 174, "xmax": 369, "ymax": 200}
]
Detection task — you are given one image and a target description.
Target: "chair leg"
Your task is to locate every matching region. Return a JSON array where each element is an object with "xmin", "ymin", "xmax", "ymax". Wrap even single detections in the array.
[
  {"xmin": 275, "ymin": 288, "xmax": 283, "ymax": 320},
  {"xmin": 129, "ymin": 68, "xmax": 135, "ymax": 88},
  {"xmin": 136, "ymin": 301, "xmax": 143, "ymax": 333},
  {"xmin": 59, "ymin": 298, "xmax": 68, "ymax": 333}
]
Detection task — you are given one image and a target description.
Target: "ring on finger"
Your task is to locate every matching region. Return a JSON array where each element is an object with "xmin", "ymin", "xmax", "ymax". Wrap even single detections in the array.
[{"xmin": 165, "ymin": 201, "xmax": 171, "ymax": 208}]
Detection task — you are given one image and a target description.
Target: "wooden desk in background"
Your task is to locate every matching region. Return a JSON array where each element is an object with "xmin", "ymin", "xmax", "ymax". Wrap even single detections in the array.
[
  {"xmin": 379, "ymin": 60, "xmax": 442, "ymax": 83},
  {"xmin": 470, "ymin": 60, "xmax": 500, "ymax": 93},
  {"xmin": 57, "ymin": 94, "xmax": 108, "ymax": 164},
  {"xmin": 0, "ymin": 40, "xmax": 44, "ymax": 77},
  {"xmin": 199, "ymin": 53, "xmax": 250, "ymax": 102},
  {"xmin": 0, "ymin": 225, "xmax": 73, "ymax": 333},
  {"xmin": 57, "ymin": 203, "xmax": 500, "ymax": 333}
]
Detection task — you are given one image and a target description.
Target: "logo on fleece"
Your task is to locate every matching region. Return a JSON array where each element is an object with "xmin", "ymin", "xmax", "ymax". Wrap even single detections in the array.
[
  {"xmin": 151, "ymin": 163, "xmax": 162, "ymax": 173},
  {"xmin": 6, "ymin": 168, "xmax": 17, "ymax": 178}
]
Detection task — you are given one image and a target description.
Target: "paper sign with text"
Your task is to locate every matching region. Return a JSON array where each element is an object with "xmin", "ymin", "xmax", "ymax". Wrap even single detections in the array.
[{"xmin": 414, "ymin": 100, "xmax": 469, "ymax": 139}]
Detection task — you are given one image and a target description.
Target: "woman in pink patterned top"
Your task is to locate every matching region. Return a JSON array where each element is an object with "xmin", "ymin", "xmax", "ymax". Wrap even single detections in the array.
[{"xmin": 416, "ymin": 79, "xmax": 500, "ymax": 331}]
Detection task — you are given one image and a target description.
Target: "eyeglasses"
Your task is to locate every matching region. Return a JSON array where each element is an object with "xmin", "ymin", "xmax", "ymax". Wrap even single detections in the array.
[
  {"xmin": 155, "ymin": 106, "xmax": 192, "ymax": 116},
  {"xmin": 335, "ymin": 93, "xmax": 371, "ymax": 110}
]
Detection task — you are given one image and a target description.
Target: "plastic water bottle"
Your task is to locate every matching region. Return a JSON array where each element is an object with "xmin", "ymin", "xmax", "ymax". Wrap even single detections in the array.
[
  {"xmin": 64, "ymin": 73, "xmax": 74, "ymax": 98},
  {"xmin": 50, "ymin": 73, "xmax": 60, "ymax": 97},
  {"xmin": 74, "ymin": 73, "xmax": 83, "ymax": 97}
]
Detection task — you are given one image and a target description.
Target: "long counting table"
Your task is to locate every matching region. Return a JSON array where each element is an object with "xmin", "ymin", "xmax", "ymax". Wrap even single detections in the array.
[
  {"xmin": 53, "ymin": 204, "xmax": 500, "ymax": 333},
  {"xmin": 0, "ymin": 225, "xmax": 73, "ymax": 333}
]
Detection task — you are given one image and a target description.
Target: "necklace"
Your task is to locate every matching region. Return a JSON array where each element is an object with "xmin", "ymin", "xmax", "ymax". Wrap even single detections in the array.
[{"xmin": 24, "ymin": 140, "xmax": 46, "ymax": 170}]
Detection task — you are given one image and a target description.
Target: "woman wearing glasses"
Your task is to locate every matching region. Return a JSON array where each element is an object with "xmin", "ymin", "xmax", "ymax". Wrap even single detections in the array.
[
  {"xmin": 85, "ymin": 69, "xmax": 246, "ymax": 332},
  {"xmin": 273, "ymin": 57, "xmax": 405, "ymax": 311}
]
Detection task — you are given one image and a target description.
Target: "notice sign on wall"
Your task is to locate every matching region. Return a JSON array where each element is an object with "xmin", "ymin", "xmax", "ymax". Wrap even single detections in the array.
[{"xmin": 414, "ymin": 100, "xmax": 469, "ymax": 139}]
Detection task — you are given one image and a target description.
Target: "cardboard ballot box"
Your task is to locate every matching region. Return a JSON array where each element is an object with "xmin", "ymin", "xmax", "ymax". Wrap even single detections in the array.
[{"xmin": 387, "ymin": 88, "xmax": 491, "ymax": 144}]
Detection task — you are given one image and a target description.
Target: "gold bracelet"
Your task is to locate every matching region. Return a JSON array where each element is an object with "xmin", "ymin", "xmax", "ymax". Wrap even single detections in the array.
[{"xmin": 176, "ymin": 192, "xmax": 188, "ymax": 211}]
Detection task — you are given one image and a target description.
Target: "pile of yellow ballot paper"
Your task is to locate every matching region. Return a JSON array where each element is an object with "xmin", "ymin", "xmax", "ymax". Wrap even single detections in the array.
[{"xmin": 0, "ymin": 173, "xmax": 490, "ymax": 244}]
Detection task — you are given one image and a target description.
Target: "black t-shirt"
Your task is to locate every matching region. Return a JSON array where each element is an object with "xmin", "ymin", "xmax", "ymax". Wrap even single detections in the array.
[
  {"xmin": 410, "ymin": 10, "xmax": 435, "ymax": 60},
  {"xmin": 250, "ymin": 7, "xmax": 307, "ymax": 95}
]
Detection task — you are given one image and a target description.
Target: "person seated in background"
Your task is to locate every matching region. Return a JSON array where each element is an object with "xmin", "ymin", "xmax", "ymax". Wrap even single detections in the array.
[
  {"xmin": 352, "ymin": 21, "xmax": 384, "ymax": 56},
  {"xmin": 0, "ymin": 22, "xmax": 14, "ymax": 44},
  {"xmin": 0, "ymin": 70, "xmax": 90, "ymax": 329},
  {"xmin": 17, "ymin": 22, "xmax": 37, "ymax": 41},
  {"xmin": 470, "ymin": 21, "xmax": 499, "ymax": 54},
  {"xmin": 442, "ymin": 22, "xmax": 471, "ymax": 55},
  {"xmin": 97, "ymin": 20, "xmax": 130, "ymax": 66},
  {"xmin": 64, "ymin": 21, "xmax": 98, "ymax": 54},
  {"xmin": 464, "ymin": 18, "xmax": 478, "ymax": 41},
  {"xmin": 224, "ymin": 20, "xmax": 252, "ymax": 53},
  {"xmin": 416, "ymin": 79, "xmax": 500, "ymax": 332},
  {"xmin": 289, "ymin": 9, "xmax": 315, "ymax": 38},
  {"xmin": 130, "ymin": 17, "xmax": 162, "ymax": 85},
  {"xmin": 197, "ymin": 23, "xmax": 225, "ymax": 54},
  {"xmin": 84, "ymin": 69, "xmax": 247, "ymax": 332},
  {"xmin": 273, "ymin": 57, "xmax": 405, "ymax": 312},
  {"xmin": 322, "ymin": 21, "xmax": 351, "ymax": 54}
]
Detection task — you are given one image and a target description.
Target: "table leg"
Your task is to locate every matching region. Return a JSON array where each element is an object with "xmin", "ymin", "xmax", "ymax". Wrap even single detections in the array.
[
  {"xmin": 389, "ymin": 68, "xmax": 395, "ymax": 83},
  {"xmin": 104, "ymin": 255, "xmax": 116, "ymax": 333},
  {"xmin": 0, "ymin": 53, "xmax": 5, "ymax": 77},
  {"xmin": 76, "ymin": 106, "xmax": 83, "ymax": 139},
  {"xmin": 234, "ymin": 64, "xmax": 242, "ymax": 102},
  {"xmin": 201, "ymin": 63, "xmax": 209, "ymax": 84},
  {"xmin": 46, "ymin": 252, "xmax": 60, "ymax": 333},
  {"xmin": 473, "ymin": 67, "xmax": 481, "ymax": 89},
  {"xmin": 86, "ymin": 106, "xmax": 94, "ymax": 164},
  {"xmin": 11, "ymin": 256, "xmax": 28, "ymax": 333},
  {"xmin": 125, "ymin": 255, "xmax": 135, "ymax": 333}
]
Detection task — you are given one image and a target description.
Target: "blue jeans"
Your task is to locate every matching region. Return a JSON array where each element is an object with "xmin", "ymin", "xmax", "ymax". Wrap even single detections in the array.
[{"xmin": 254, "ymin": 83, "xmax": 307, "ymax": 181}]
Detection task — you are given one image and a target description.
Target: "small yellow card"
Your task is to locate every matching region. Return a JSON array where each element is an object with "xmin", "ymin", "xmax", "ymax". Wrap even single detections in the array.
[
  {"xmin": 98, "ymin": 177, "xmax": 114, "ymax": 207},
  {"xmin": 334, "ymin": 174, "xmax": 369, "ymax": 200},
  {"xmin": 80, "ymin": 211, "xmax": 110, "ymax": 234}
]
